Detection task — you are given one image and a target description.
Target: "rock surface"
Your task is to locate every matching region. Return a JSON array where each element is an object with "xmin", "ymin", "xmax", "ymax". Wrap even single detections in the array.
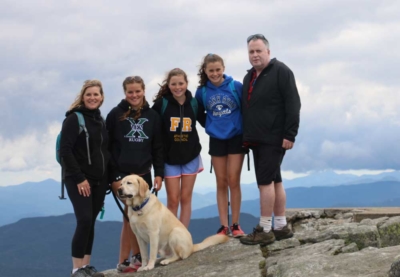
[{"xmin": 100, "ymin": 208, "xmax": 400, "ymax": 277}]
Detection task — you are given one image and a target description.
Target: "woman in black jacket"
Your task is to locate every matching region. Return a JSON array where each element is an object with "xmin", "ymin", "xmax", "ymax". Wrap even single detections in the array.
[
  {"xmin": 60, "ymin": 80, "xmax": 109, "ymax": 277},
  {"xmin": 107, "ymin": 76, "xmax": 163, "ymax": 273}
]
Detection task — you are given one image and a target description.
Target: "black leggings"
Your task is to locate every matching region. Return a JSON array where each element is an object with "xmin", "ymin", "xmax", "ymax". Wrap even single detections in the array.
[{"xmin": 65, "ymin": 177, "xmax": 106, "ymax": 258}]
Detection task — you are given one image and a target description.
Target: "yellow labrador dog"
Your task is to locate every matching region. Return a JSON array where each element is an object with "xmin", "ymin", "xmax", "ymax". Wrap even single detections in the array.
[{"xmin": 118, "ymin": 174, "xmax": 229, "ymax": 271}]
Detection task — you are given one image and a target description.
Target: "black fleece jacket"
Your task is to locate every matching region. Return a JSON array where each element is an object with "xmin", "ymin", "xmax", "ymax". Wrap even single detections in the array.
[
  {"xmin": 152, "ymin": 91, "xmax": 204, "ymax": 165},
  {"xmin": 59, "ymin": 106, "xmax": 109, "ymax": 185},
  {"xmin": 106, "ymin": 100, "xmax": 164, "ymax": 179},
  {"xmin": 242, "ymin": 58, "xmax": 301, "ymax": 146}
]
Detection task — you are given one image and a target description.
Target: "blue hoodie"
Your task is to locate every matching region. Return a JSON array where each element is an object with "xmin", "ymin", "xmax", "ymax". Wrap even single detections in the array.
[{"xmin": 195, "ymin": 75, "xmax": 243, "ymax": 140}]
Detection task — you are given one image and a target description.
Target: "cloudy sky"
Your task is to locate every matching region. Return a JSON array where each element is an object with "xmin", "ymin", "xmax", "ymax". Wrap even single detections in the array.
[{"xmin": 1, "ymin": 0, "xmax": 399, "ymax": 189}]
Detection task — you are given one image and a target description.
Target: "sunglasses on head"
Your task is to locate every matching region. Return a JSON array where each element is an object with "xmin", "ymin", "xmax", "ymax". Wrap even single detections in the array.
[{"xmin": 247, "ymin": 34, "xmax": 268, "ymax": 43}]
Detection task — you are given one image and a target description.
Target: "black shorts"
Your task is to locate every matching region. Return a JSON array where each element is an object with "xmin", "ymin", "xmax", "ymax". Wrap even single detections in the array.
[
  {"xmin": 252, "ymin": 144, "xmax": 286, "ymax": 185},
  {"xmin": 209, "ymin": 134, "xmax": 247, "ymax": 157}
]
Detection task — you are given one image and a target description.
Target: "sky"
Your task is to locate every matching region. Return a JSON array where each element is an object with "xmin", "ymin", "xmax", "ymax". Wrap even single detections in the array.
[{"xmin": 0, "ymin": 0, "xmax": 399, "ymax": 189}]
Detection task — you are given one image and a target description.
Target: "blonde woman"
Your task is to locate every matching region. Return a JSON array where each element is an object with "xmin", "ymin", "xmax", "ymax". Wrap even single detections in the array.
[{"xmin": 59, "ymin": 80, "xmax": 109, "ymax": 277}]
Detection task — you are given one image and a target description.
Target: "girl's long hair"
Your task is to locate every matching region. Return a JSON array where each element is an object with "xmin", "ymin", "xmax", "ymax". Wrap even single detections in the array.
[
  {"xmin": 120, "ymin": 76, "xmax": 146, "ymax": 121},
  {"xmin": 197, "ymin": 53, "xmax": 225, "ymax": 88},
  {"xmin": 153, "ymin": 68, "xmax": 188, "ymax": 102}
]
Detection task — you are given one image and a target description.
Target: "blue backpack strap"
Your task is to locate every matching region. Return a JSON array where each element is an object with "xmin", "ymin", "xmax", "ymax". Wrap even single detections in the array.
[
  {"xmin": 190, "ymin": 98, "xmax": 198, "ymax": 120},
  {"xmin": 202, "ymin": 86, "xmax": 207, "ymax": 109},
  {"xmin": 229, "ymin": 80, "xmax": 241, "ymax": 108},
  {"xmin": 161, "ymin": 97, "xmax": 168, "ymax": 116},
  {"xmin": 74, "ymin": 112, "xmax": 91, "ymax": 165}
]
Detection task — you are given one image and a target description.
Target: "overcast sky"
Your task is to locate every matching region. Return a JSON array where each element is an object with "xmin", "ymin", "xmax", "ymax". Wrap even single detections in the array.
[{"xmin": 0, "ymin": 0, "xmax": 399, "ymax": 188}]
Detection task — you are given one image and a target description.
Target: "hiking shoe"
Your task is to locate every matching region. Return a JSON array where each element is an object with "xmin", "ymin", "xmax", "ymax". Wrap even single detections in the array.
[
  {"xmin": 83, "ymin": 265, "xmax": 104, "ymax": 277},
  {"xmin": 216, "ymin": 225, "xmax": 229, "ymax": 236},
  {"xmin": 230, "ymin": 223, "xmax": 245, "ymax": 238},
  {"xmin": 129, "ymin": 253, "xmax": 142, "ymax": 271},
  {"xmin": 273, "ymin": 225, "xmax": 294, "ymax": 241},
  {"xmin": 117, "ymin": 259, "xmax": 137, "ymax": 273},
  {"xmin": 71, "ymin": 268, "xmax": 90, "ymax": 277},
  {"xmin": 239, "ymin": 224, "xmax": 275, "ymax": 245}
]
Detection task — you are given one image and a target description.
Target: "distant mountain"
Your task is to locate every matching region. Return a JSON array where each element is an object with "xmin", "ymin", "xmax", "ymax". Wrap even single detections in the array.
[
  {"xmin": 0, "ymin": 213, "xmax": 258, "ymax": 277},
  {"xmin": 0, "ymin": 179, "xmax": 220, "ymax": 227},
  {"xmin": 2, "ymin": 171, "xmax": 400, "ymax": 226},
  {"xmin": 192, "ymin": 180, "xmax": 400, "ymax": 219},
  {"xmin": 282, "ymin": 170, "xmax": 400, "ymax": 188}
]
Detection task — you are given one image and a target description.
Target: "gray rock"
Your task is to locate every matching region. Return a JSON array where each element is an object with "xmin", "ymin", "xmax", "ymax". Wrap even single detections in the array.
[
  {"xmin": 360, "ymin": 217, "xmax": 389, "ymax": 227},
  {"xmin": 378, "ymin": 216, "xmax": 400, "ymax": 247},
  {"xmin": 340, "ymin": 242, "xmax": 359, "ymax": 253},
  {"xmin": 266, "ymin": 243, "xmax": 400, "ymax": 277},
  {"xmin": 266, "ymin": 238, "xmax": 301, "ymax": 252}
]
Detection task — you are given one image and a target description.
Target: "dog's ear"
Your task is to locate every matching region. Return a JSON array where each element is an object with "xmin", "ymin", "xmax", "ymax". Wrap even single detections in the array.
[{"xmin": 138, "ymin": 176, "xmax": 149, "ymax": 198}]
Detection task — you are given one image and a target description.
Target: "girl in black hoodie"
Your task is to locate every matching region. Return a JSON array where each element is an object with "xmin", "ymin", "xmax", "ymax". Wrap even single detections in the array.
[
  {"xmin": 59, "ymin": 80, "xmax": 109, "ymax": 277},
  {"xmin": 152, "ymin": 68, "xmax": 205, "ymax": 228},
  {"xmin": 107, "ymin": 76, "xmax": 163, "ymax": 273}
]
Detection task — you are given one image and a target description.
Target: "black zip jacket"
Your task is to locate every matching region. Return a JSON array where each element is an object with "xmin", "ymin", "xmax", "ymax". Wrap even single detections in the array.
[
  {"xmin": 106, "ymin": 100, "xmax": 164, "ymax": 179},
  {"xmin": 152, "ymin": 91, "xmax": 203, "ymax": 165},
  {"xmin": 59, "ymin": 106, "xmax": 109, "ymax": 185},
  {"xmin": 242, "ymin": 58, "xmax": 301, "ymax": 145}
]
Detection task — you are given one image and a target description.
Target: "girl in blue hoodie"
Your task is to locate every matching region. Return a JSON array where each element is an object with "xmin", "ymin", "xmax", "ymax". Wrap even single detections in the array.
[{"xmin": 195, "ymin": 54, "xmax": 246, "ymax": 238}]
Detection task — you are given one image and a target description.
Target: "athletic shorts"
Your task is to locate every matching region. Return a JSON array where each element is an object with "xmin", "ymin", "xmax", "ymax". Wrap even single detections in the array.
[
  {"xmin": 252, "ymin": 144, "xmax": 286, "ymax": 185},
  {"xmin": 164, "ymin": 155, "xmax": 204, "ymax": 178},
  {"xmin": 209, "ymin": 134, "xmax": 247, "ymax": 157},
  {"xmin": 112, "ymin": 171, "xmax": 153, "ymax": 190}
]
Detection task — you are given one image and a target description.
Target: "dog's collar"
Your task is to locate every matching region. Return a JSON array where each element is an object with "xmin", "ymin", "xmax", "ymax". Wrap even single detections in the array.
[{"xmin": 131, "ymin": 197, "xmax": 150, "ymax": 212}]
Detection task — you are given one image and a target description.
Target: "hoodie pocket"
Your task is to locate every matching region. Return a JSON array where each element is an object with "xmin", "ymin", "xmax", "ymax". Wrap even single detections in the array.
[{"xmin": 206, "ymin": 116, "xmax": 241, "ymax": 140}]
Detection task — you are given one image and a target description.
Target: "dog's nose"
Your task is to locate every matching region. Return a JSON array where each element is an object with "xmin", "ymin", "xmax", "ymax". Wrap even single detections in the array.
[{"xmin": 117, "ymin": 188, "xmax": 123, "ymax": 196}]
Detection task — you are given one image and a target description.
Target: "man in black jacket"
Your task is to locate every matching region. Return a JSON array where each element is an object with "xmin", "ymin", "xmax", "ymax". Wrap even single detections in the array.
[{"xmin": 240, "ymin": 34, "xmax": 301, "ymax": 245}]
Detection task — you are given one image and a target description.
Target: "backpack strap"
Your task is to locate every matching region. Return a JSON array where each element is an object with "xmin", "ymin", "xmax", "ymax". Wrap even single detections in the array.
[
  {"xmin": 190, "ymin": 98, "xmax": 198, "ymax": 121},
  {"xmin": 202, "ymin": 86, "xmax": 207, "ymax": 109},
  {"xmin": 228, "ymin": 80, "xmax": 241, "ymax": 108},
  {"xmin": 161, "ymin": 97, "xmax": 168, "ymax": 116},
  {"xmin": 74, "ymin": 112, "xmax": 91, "ymax": 165}
]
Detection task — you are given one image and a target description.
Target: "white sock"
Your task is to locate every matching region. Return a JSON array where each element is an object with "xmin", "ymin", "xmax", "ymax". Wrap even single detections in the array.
[
  {"xmin": 72, "ymin": 268, "xmax": 79, "ymax": 274},
  {"xmin": 274, "ymin": 216, "xmax": 287, "ymax": 230},
  {"xmin": 82, "ymin": 264, "xmax": 88, "ymax": 268},
  {"xmin": 260, "ymin": 216, "xmax": 272, "ymax": 233}
]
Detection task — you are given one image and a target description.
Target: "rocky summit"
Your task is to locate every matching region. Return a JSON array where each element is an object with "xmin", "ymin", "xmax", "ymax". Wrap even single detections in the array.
[{"xmin": 102, "ymin": 208, "xmax": 400, "ymax": 277}]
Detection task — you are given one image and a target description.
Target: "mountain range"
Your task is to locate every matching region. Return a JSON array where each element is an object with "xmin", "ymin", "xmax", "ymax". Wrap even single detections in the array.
[{"xmin": 1, "ymin": 170, "xmax": 400, "ymax": 227}]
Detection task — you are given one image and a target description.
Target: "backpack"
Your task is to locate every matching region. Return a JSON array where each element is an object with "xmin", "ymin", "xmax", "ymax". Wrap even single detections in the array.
[
  {"xmin": 161, "ymin": 97, "xmax": 198, "ymax": 120},
  {"xmin": 202, "ymin": 80, "xmax": 241, "ymax": 109},
  {"xmin": 55, "ymin": 111, "xmax": 91, "ymax": 199}
]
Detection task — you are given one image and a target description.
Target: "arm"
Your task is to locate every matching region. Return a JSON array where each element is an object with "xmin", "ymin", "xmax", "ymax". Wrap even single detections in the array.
[
  {"xmin": 195, "ymin": 88, "xmax": 206, "ymax": 128},
  {"xmin": 59, "ymin": 114, "xmax": 86, "ymax": 184},
  {"xmin": 278, "ymin": 66, "xmax": 301, "ymax": 144},
  {"xmin": 151, "ymin": 112, "xmax": 164, "ymax": 191},
  {"xmin": 105, "ymin": 109, "xmax": 120, "ymax": 182}
]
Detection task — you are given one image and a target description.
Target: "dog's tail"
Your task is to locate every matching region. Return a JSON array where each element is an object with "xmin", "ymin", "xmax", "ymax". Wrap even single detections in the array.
[{"xmin": 192, "ymin": 234, "xmax": 229, "ymax": 253}]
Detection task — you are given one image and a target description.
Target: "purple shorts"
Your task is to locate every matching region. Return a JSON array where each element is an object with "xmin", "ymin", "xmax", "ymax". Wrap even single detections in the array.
[{"xmin": 164, "ymin": 155, "xmax": 204, "ymax": 178}]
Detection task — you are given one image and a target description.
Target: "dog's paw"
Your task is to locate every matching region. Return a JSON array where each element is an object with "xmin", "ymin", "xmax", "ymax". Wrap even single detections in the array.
[
  {"xmin": 160, "ymin": 259, "xmax": 170, "ymax": 265},
  {"xmin": 137, "ymin": 265, "xmax": 154, "ymax": 271}
]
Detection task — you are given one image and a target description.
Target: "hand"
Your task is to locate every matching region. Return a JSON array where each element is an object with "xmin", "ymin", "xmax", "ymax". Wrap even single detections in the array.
[
  {"xmin": 282, "ymin": 139, "xmax": 294, "ymax": 150},
  {"xmin": 153, "ymin": 176, "xmax": 163, "ymax": 192},
  {"xmin": 77, "ymin": 180, "xmax": 91, "ymax": 197}
]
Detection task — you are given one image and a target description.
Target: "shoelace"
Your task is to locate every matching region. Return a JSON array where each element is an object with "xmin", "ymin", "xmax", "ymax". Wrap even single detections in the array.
[{"xmin": 217, "ymin": 226, "xmax": 228, "ymax": 233}]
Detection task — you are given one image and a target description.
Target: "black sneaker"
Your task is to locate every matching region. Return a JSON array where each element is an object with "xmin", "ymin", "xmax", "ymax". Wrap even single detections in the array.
[
  {"xmin": 272, "ymin": 225, "xmax": 294, "ymax": 241},
  {"xmin": 83, "ymin": 265, "xmax": 104, "ymax": 277},
  {"xmin": 71, "ymin": 268, "xmax": 90, "ymax": 277},
  {"xmin": 239, "ymin": 224, "xmax": 275, "ymax": 245}
]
